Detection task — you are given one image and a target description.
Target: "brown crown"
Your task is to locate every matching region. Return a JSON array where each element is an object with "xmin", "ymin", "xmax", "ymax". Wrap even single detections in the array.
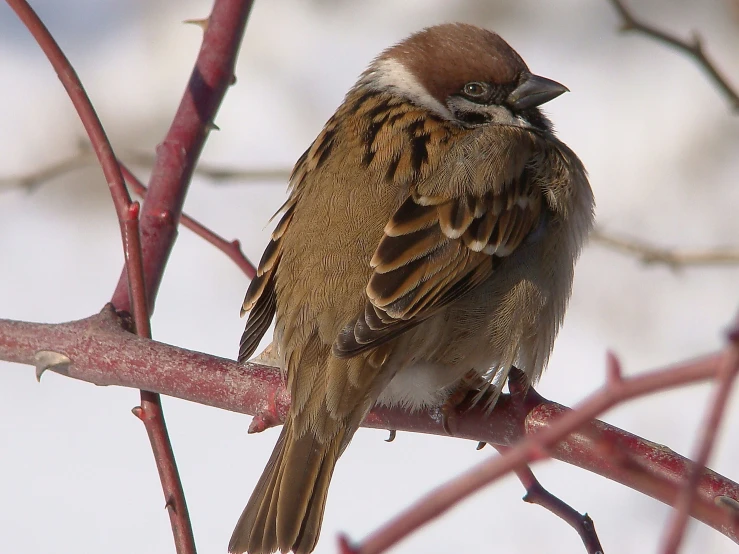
[{"xmin": 381, "ymin": 23, "xmax": 530, "ymax": 104}]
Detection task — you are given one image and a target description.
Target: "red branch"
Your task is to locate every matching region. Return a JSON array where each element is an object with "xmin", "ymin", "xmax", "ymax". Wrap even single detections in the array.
[
  {"xmin": 492, "ymin": 445, "xmax": 604, "ymax": 554},
  {"xmin": 4, "ymin": 0, "xmax": 131, "ymax": 216},
  {"xmin": 1, "ymin": 307, "xmax": 738, "ymax": 549},
  {"xmin": 355, "ymin": 342, "xmax": 739, "ymax": 553},
  {"xmin": 111, "ymin": 0, "xmax": 255, "ymax": 313},
  {"xmin": 120, "ymin": 163, "xmax": 256, "ymax": 279},
  {"xmin": 661, "ymin": 318, "xmax": 739, "ymax": 553},
  {"xmin": 109, "ymin": 3, "xmax": 254, "ymax": 553},
  {"xmin": 5, "ymin": 1, "xmax": 255, "ymax": 553}
]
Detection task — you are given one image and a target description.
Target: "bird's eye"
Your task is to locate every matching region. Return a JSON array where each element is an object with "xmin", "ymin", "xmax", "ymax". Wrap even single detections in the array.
[{"xmin": 462, "ymin": 82, "xmax": 489, "ymax": 99}]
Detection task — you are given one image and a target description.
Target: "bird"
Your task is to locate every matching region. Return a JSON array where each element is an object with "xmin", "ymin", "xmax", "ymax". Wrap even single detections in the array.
[{"xmin": 229, "ymin": 22, "xmax": 594, "ymax": 554}]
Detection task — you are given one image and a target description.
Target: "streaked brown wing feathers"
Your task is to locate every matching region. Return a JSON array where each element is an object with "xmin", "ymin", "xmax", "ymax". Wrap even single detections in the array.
[
  {"xmin": 238, "ymin": 203, "xmax": 296, "ymax": 363},
  {"xmin": 333, "ymin": 174, "xmax": 542, "ymax": 358}
]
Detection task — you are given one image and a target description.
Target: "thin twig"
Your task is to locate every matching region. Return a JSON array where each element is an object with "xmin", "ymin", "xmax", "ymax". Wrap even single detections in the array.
[
  {"xmin": 0, "ymin": 148, "xmax": 258, "ymax": 280},
  {"xmin": 0, "ymin": 145, "xmax": 288, "ymax": 192},
  {"xmin": 0, "ymin": 146, "xmax": 97, "ymax": 191},
  {"xmin": 661, "ymin": 316, "xmax": 739, "ymax": 553},
  {"xmin": 608, "ymin": 0, "xmax": 739, "ymax": 111},
  {"xmin": 492, "ymin": 445, "xmax": 604, "ymax": 554},
  {"xmin": 591, "ymin": 230, "xmax": 739, "ymax": 268},
  {"xmin": 120, "ymin": 163, "xmax": 257, "ymax": 279},
  {"xmin": 126, "ymin": 150, "xmax": 290, "ymax": 183}
]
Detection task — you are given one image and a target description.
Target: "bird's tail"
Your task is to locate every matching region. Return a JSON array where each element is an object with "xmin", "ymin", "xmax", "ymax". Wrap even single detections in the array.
[{"xmin": 228, "ymin": 417, "xmax": 344, "ymax": 554}]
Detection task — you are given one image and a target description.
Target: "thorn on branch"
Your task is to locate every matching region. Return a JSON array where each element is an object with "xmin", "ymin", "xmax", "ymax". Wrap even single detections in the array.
[
  {"xmin": 248, "ymin": 387, "xmax": 281, "ymax": 434},
  {"xmin": 248, "ymin": 411, "xmax": 280, "ymax": 434},
  {"xmin": 131, "ymin": 406, "xmax": 144, "ymax": 420},
  {"xmin": 33, "ymin": 350, "xmax": 72, "ymax": 381},
  {"xmin": 126, "ymin": 201, "xmax": 140, "ymax": 221},
  {"xmin": 691, "ymin": 33, "xmax": 703, "ymax": 53},
  {"xmin": 338, "ymin": 534, "xmax": 360, "ymax": 554},
  {"xmin": 507, "ymin": 366, "xmax": 528, "ymax": 396},
  {"xmin": 715, "ymin": 495, "xmax": 739, "ymax": 515},
  {"xmin": 385, "ymin": 430, "xmax": 397, "ymax": 442},
  {"xmin": 183, "ymin": 17, "xmax": 209, "ymax": 32},
  {"xmin": 605, "ymin": 351, "xmax": 623, "ymax": 386},
  {"xmin": 476, "ymin": 441, "xmax": 486, "ymax": 450},
  {"xmin": 165, "ymin": 494, "xmax": 177, "ymax": 512}
]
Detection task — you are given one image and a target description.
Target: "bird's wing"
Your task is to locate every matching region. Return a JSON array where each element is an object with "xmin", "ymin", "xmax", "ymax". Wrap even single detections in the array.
[
  {"xmin": 237, "ymin": 201, "xmax": 295, "ymax": 363},
  {"xmin": 333, "ymin": 127, "xmax": 544, "ymax": 358}
]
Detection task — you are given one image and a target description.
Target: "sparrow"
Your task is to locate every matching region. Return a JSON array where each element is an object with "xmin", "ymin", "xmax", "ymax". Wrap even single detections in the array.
[{"xmin": 230, "ymin": 23, "xmax": 594, "ymax": 554}]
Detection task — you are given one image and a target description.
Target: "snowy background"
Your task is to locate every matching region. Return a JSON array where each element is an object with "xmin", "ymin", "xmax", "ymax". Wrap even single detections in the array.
[{"xmin": 2, "ymin": 0, "xmax": 739, "ymax": 553}]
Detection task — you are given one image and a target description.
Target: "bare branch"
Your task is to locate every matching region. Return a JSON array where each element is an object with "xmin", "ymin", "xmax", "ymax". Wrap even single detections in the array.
[
  {"xmin": 126, "ymin": 150, "xmax": 291, "ymax": 183},
  {"xmin": 120, "ymin": 163, "xmax": 257, "ymax": 279},
  {"xmin": 591, "ymin": 230, "xmax": 739, "ymax": 268},
  {"xmin": 4, "ymin": 0, "xmax": 195, "ymax": 550},
  {"xmin": 1, "ymin": 307, "xmax": 737, "ymax": 549},
  {"xmin": 357, "ymin": 332, "xmax": 739, "ymax": 554},
  {"xmin": 492, "ymin": 445, "xmax": 604, "ymax": 554},
  {"xmin": 5, "ymin": 1, "xmax": 258, "ymax": 552},
  {"xmin": 0, "ymin": 147, "xmax": 258, "ymax": 280},
  {"xmin": 608, "ymin": 0, "xmax": 739, "ymax": 111},
  {"xmin": 661, "ymin": 316, "xmax": 739, "ymax": 553},
  {"xmin": 0, "ymin": 143, "xmax": 96, "ymax": 191},
  {"xmin": 0, "ymin": 146, "xmax": 288, "ymax": 193}
]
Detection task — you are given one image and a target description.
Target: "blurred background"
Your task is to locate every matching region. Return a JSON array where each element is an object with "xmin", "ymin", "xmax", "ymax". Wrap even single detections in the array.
[{"xmin": 2, "ymin": 0, "xmax": 739, "ymax": 552}]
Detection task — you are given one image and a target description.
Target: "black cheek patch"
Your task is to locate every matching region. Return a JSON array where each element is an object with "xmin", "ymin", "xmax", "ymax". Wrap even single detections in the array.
[{"xmin": 454, "ymin": 110, "xmax": 491, "ymax": 126}]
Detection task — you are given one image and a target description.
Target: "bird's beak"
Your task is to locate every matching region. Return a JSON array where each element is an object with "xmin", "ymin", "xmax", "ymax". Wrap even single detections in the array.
[{"xmin": 507, "ymin": 74, "xmax": 569, "ymax": 111}]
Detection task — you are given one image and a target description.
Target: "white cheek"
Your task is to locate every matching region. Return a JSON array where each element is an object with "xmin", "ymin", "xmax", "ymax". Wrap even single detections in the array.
[
  {"xmin": 484, "ymin": 105, "xmax": 529, "ymax": 127},
  {"xmin": 362, "ymin": 57, "xmax": 454, "ymax": 121}
]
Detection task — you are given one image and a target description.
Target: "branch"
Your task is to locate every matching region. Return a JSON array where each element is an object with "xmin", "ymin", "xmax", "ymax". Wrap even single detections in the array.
[
  {"xmin": 0, "ymin": 144, "xmax": 288, "ymax": 192},
  {"xmin": 120, "ymin": 163, "xmax": 256, "ymax": 279},
  {"xmin": 357, "ymin": 348, "xmax": 739, "ymax": 554},
  {"xmin": 661, "ymin": 317, "xmax": 739, "ymax": 553},
  {"xmin": 126, "ymin": 150, "xmax": 290, "ymax": 183},
  {"xmin": 1, "ymin": 307, "xmax": 737, "ymax": 549},
  {"xmin": 0, "ymin": 146, "xmax": 258, "ymax": 280},
  {"xmin": 108, "ymin": 4, "xmax": 255, "ymax": 553},
  {"xmin": 608, "ymin": 0, "xmax": 739, "ymax": 111},
  {"xmin": 4, "ymin": 0, "xmax": 193, "ymax": 551},
  {"xmin": 492, "ymin": 445, "xmax": 604, "ymax": 554},
  {"xmin": 109, "ymin": 0, "xmax": 255, "ymax": 315},
  {"xmin": 591, "ymin": 230, "xmax": 739, "ymax": 268},
  {"xmin": 5, "ymin": 2, "xmax": 256, "ymax": 553}
]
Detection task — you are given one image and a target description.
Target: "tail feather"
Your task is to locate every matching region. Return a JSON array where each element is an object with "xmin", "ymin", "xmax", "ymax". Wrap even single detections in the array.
[
  {"xmin": 228, "ymin": 419, "xmax": 343, "ymax": 554},
  {"xmin": 293, "ymin": 443, "xmax": 336, "ymax": 554}
]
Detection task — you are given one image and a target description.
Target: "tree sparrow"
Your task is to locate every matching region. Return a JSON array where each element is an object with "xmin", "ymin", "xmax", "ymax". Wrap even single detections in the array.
[{"xmin": 230, "ymin": 23, "xmax": 594, "ymax": 554}]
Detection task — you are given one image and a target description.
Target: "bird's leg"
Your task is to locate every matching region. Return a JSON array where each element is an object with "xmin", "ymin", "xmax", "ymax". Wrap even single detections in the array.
[{"xmin": 440, "ymin": 370, "xmax": 490, "ymax": 435}]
